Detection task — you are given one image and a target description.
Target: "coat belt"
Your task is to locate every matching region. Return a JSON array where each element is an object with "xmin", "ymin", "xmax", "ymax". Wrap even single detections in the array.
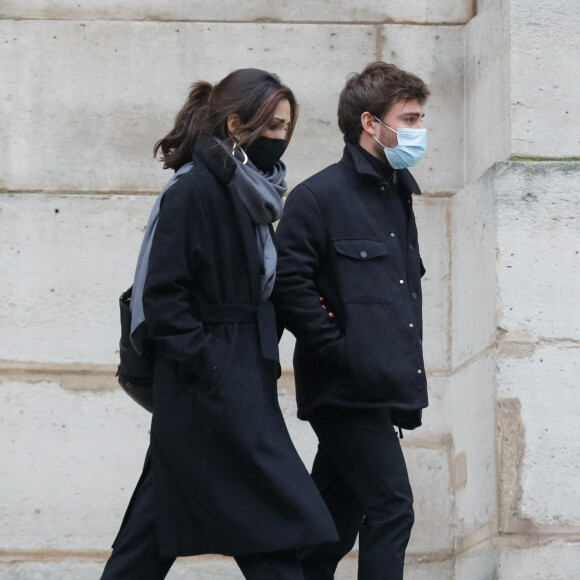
[
  {"xmin": 192, "ymin": 301, "xmax": 279, "ymax": 364},
  {"xmin": 191, "ymin": 302, "xmax": 258, "ymax": 324}
]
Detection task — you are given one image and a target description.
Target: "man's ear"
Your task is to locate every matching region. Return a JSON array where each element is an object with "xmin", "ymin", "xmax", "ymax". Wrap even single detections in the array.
[
  {"xmin": 360, "ymin": 112, "xmax": 377, "ymax": 136},
  {"xmin": 227, "ymin": 114, "xmax": 241, "ymax": 137}
]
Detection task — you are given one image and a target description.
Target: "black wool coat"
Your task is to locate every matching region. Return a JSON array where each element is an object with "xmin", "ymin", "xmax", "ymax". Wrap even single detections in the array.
[
  {"xmin": 273, "ymin": 141, "xmax": 429, "ymax": 420},
  {"xmin": 120, "ymin": 138, "xmax": 337, "ymax": 558}
]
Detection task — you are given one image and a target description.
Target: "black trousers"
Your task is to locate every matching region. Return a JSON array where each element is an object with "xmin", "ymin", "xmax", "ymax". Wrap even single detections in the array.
[
  {"xmin": 299, "ymin": 407, "xmax": 414, "ymax": 580},
  {"xmin": 101, "ymin": 462, "xmax": 305, "ymax": 580}
]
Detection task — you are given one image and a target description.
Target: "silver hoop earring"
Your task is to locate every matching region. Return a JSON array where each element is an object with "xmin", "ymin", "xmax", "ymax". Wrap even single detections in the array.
[{"xmin": 232, "ymin": 141, "xmax": 248, "ymax": 165}]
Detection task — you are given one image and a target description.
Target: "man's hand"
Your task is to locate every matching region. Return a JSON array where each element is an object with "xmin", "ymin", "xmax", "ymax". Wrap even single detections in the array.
[{"xmin": 320, "ymin": 297, "xmax": 334, "ymax": 319}]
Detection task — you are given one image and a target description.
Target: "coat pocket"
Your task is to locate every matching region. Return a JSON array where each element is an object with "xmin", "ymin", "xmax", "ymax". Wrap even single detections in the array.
[
  {"xmin": 333, "ymin": 238, "xmax": 394, "ymax": 304},
  {"xmin": 179, "ymin": 324, "xmax": 239, "ymax": 395}
]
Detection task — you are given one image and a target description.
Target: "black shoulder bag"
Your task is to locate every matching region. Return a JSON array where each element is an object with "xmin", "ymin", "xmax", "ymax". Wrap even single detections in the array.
[{"xmin": 117, "ymin": 286, "xmax": 155, "ymax": 413}]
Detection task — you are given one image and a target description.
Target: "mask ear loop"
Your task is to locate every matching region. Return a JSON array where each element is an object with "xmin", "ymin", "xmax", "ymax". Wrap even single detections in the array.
[
  {"xmin": 373, "ymin": 116, "xmax": 398, "ymax": 134},
  {"xmin": 231, "ymin": 139, "xmax": 248, "ymax": 165}
]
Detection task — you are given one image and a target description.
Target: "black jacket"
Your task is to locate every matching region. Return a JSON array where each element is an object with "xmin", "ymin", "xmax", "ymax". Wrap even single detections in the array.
[
  {"xmin": 273, "ymin": 141, "xmax": 429, "ymax": 420},
  {"xmin": 118, "ymin": 138, "xmax": 337, "ymax": 558}
]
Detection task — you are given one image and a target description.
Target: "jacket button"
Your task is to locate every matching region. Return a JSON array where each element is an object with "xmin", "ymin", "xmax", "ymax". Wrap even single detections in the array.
[
  {"xmin": 399, "ymin": 279, "xmax": 404, "ymax": 284},
  {"xmin": 409, "ymin": 244, "xmax": 414, "ymax": 250},
  {"xmin": 360, "ymin": 250, "xmax": 368, "ymax": 258},
  {"xmin": 411, "ymin": 292, "xmax": 418, "ymax": 299},
  {"xmin": 380, "ymin": 185, "xmax": 385, "ymax": 191},
  {"xmin": 417, "ymin": 369, "xmax": 423, "ymax": 374},
  {"xmin": 409, "ymin": 323, "xmax": 414, "ymax": 328},
  {"xmin": 390, "ymin": 232, "xmax": 396, "ymax": 237}
]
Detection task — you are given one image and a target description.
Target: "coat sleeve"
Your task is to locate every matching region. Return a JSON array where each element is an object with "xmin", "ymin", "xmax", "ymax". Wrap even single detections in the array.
[
  {"xmin": 273, "ymin": 185, "xmax": 345, "ymax": 368},
  {"xmin": 143, "ymin": 179, "xmax": 227, "ymax": 387}
]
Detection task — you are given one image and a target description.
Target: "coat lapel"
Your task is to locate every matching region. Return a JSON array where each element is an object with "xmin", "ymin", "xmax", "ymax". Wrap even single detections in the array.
[
  {"xmin": 194, "ymin": 138, "xmax": 263, "ymax": 306},
  {"xmin": 228, "ymin": 187, "xmax": 262, "ymax": 305}
]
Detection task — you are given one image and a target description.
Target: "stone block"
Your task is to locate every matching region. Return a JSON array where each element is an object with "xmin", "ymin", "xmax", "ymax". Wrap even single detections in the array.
[
  {"xmin": 455, "ymin": 543, "xmax": 499, "ymax": 580},
  {"xmin": 499, "ymin": 542, "xmax": 580, "ymax": 580},
  {"xmin": 416, "ymin": 374, "xmax": 453, "ymax": 435},
  {"xmin": 0, "ymin": 0, "xmax": 476, "ymax": 24},
  {"xmin": 450, "ymin": 169, "xmax": 498, "ymax": 368},
  {"xmin": 464, "ymin": 0, "xmax": 511, "ymax": 183},
  {"xmin": 0, "ymin": 193, "xmax": 154, "ymax": 364},
  {"xmin": 380, "ymin": 25, "xmax": 465, "ymax": 192},
  {"xmin": 495, "ymin": 162, "xmax": 580, "ymax": 342},
  {"xmin": 0, "ymin": 381, "xmax": 150, "ymax": 551},
  {"xmin": 0, "ymin": 20, "xmax": 375, "ymax": 193},
  {"xmin": 451, "ymin": 353, "xmax": 497, "ymax": 539},
  {"xmin": 404, "ymin": 445, "xmax": 454, "ymax": 555},
  {"xmin": 0, "ymin": 561, "xmax": 107, "ymax": 580},
  {"xmin": 510, "ymin": 1, "xmax": 580, "ymax": 158},
  {"xmin": 404, "ymin": 560, "xmax": 455, "ymax": 580},
  {"xmin": 497, "ymin": 344, "xmax": 580, "ymax": 527},
  {"xmin": 414, "ymin": 196, "xmax": 451, "ymax": 372}
]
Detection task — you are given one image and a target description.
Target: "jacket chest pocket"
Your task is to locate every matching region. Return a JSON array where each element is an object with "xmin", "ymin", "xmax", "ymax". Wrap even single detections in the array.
[{"xmin": 333, "ymin": 238, "xmax": 393, "ymax": 304}]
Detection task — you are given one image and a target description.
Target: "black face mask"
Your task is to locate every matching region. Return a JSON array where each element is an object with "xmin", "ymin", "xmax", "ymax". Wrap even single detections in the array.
[{"xmin": 245, "ymin": 136, "xmax": 287, "ymax": 172}]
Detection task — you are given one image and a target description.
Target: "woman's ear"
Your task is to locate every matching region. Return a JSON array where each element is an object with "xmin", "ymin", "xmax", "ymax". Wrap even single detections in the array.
[{"xmin": 227, "ymin": 114, "xmax": 241, "ymax": 137}]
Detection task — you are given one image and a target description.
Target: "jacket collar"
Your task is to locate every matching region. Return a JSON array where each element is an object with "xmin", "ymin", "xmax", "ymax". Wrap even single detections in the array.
[
  {"xmin": 192, "ymin": 137, "xmax": 237, "ymax": 186},
  {"xmin": 341, "ymin": 138, "xmax": 422, "ymax": 196}
]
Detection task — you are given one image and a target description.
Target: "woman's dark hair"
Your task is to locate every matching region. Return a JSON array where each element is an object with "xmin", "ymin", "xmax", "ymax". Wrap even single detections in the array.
[
  {"xmin": 338, "ymin": 62, "xmax": 430, "ymax": 143},
  {"xmin": 154, "ymin": 68, "xmax": 298, "ymax": 170}
]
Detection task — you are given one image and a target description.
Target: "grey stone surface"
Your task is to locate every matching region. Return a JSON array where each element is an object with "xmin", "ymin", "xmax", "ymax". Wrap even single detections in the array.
[
  {"xmin": 0, "ymin": 381, "xmax": 150, "ymax": 551},
  {"xmin": 0, "ymin": 0, "xmax": 476, "ymax": 24},
  {"xmin": 464, "ymin": 0, "xmax": 511, "ymax": 184},
  {"xmin": 450, "ymin": 168, "xmax": 497, "ymax": 368},
  {"xmin": 510, "ymin": 0, "xmax": 580, "ymax": 158},
  {"xmin": 497, "ymin": 344, "xmax": 580, "ymax": 526},
  {"xmin": 499, "ymin": 542, "xmax": 580, "ymax": 580},
  {"xmin": 495, "ymin": 162, "xmax": 580, "ymax": 342},
  {"xmin": 416, "ymin": 374, "xmax": 453, "ymax": 435},
  {"xmin": 451, "ymin": 353, "xmax": 497, "ymax": 539},
  {"xmin": 455, "ymin": 544, "xmax": 499, "ymax": 580},
  {"xmin": 415, "ymin": 196, "xmax": 452, "ymax": 371},
  {"xmin": 0, "ymin": 193, "xmax": 152, "ymax": 364},
  {"xmin": 405, "ymin": 445, "xmax": 454, "ymax": 554}
]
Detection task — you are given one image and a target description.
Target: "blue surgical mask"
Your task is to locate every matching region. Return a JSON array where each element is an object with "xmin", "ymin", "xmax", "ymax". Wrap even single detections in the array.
[{"xmin": 372, "ymin": 116, "xmax": 427, "ymax": 169}]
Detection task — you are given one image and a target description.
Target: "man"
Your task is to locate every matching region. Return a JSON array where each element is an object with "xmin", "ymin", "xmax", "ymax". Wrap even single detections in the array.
[{"xmin": 273, "ymin": 62, "xmax": 430, "ymax": 579}]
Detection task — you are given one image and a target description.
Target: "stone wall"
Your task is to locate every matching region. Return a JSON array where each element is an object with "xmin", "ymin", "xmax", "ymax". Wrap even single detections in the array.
[
  {"xmin": 1, "ymin": 1, "xmax": 579, "ymax": 578},
  {"xmin": 494, "ymin": 162, "xmax": 580, "ymax": 579}
]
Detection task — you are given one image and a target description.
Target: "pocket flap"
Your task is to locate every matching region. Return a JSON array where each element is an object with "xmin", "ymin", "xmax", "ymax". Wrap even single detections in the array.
[{"xmin": 333, "ymin": 238, "xmax": 388, "ymax": 261}]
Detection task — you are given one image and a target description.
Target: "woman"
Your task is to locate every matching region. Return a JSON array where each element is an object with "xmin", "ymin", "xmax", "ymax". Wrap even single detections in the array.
[{"xmin": 101, "ymin": 69, "xmax": 337, "ymax": 579}]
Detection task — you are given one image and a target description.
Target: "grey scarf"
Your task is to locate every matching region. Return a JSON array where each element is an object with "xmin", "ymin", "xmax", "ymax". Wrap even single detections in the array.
[
  {"xmin": 129, "ymin": 162, "xmax": 193, "ymax": 353},
  {"xmin": 218, "ymin": 138, "xmax": 287, "ymax": 302}
]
